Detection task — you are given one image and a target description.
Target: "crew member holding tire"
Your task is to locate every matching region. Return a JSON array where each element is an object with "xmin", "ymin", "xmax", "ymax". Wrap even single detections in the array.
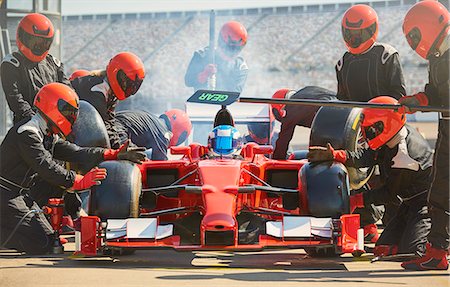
[
  {"xmin": 400, "ymin": 1, "xmax": 450, "ymax": 271},
  {"xmin": 185, "ymin": 21, "xmax": 248, "ymax": 92},
  {"xmin": 0, "ymin": 13, "xmax": 71, "ymax": 124},
  {"xmin": 116, "ymin": 109, "xmax": 192, "ymax": 160},
  {"xmin": 71, "ymin": 52, "xmax": 146, "ymax": 149},
  {"xmin": 270, "ymin": 86, "xmax": 336, "ymax": 160},
  {"xmin": 0, "ymin": 83, "xmax": 146, "ymax": 254},
  {"xmin": 308, "ymin": 96, "xmax": 433, "ymax": 258}
]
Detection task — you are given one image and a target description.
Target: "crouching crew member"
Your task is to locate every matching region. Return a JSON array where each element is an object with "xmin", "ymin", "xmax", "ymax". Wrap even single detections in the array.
[
  {"xmin": 0, "ymin": 83, "xmax": 146, "ymax": 254},
  {"xmin": 308, "ymin": 96, "xmax": 433, "ymax": 257},
  {"xmin": 71, "ymin": 52, "xmax": 146, "ymax": 149},
  {"xmin": 116, "ymin": 109, "xmax": 192, "ymax": 160},
  {"xmin": 270, "ymin": 86, "xmax": 336, "ymax": 160}
]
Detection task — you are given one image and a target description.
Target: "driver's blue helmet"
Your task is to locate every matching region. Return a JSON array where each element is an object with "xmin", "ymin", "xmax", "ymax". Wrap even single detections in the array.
[{"xmin": 208, "ymin": 125, "xmax": 242, "ymax": 156}]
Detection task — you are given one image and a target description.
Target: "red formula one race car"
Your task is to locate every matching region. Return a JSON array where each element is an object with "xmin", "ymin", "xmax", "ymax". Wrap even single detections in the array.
[{"xmin": 68, "ymin": 91, "xmax": 364, "ymax": 258}]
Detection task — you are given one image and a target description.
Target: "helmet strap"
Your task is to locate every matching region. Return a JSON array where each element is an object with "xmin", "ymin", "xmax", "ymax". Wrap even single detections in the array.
[
  {"xmin": 429, "ymin": 23, "xmax": 450, "ymax": 58},
  {"xmin": 437, "ymin": 29, "xmax": 450, "ymax": 56},
  {"xmin": 386, "ymin": 126, "xmax": 407, "ymax": 148}
]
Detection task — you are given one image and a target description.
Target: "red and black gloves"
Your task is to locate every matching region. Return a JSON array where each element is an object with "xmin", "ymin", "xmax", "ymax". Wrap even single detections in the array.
[
  {"xmin": 197, "ymin": 64, "xmax": 217, "ymax": 84},
  {"xmin": 350, "ymin": 192, "xmax": 365, "ymax": 213},
  {"xmin": 398, "ymin": 92, "xmax": 429, "ymax": 114},
  {"xmin": 72, "ymin": 167, "xmax": 107, "ymax": 191},
  {"xmin": 307, "ymin": 143, "xmax": 347, "ymax": 163},
  {"xmin": 103, "ymin": 140, "xmax": 147, "ymax": 164}
]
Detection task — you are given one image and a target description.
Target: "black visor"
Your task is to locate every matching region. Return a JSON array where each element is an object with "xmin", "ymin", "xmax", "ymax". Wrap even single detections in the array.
[
  {"xmin": 116, "ymin": 69, "xmax": 143, "ymax": 98},
  {"xmin": 57, "ymin": 99, "xmax": 78, "ymax": 126},
  {"xmin": 405, "ymin": 27, "xmax": 421, "ymax": 51},
  {"xmin": 342, "ymin": 22, "xmax": 377, "ymax": 49},
  {"xmin": 363, "ymin": 121, "xmax": 384, "ymax": 140},
  {"xmin": 18, "ymin": 27, "xmax": 53, "ymax": 56}
]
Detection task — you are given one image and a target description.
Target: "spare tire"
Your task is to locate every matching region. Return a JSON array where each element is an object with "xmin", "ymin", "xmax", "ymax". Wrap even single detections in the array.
[
  {"xmin": 89, "ymin": 161, "xmax": 141, "ymax": 220},
  {"xmin": 309, "ymin": 106, "xmax": 374, "ymax": 190}
]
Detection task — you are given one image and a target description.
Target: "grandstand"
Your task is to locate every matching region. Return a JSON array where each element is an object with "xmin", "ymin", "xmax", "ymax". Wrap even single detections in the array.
[{"xmin": 19, "ymin": 1, "xmax": 430, "ymax": 114}]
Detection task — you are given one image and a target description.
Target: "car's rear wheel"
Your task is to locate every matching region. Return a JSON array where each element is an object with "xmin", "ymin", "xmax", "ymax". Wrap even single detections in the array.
[
  {"xmin": 89, "ymin": 161, "xmax": 141, "ymax": 220},
  {"xmin": 309, "ymin": 106, "xmax": 374, "ymax": 190}
]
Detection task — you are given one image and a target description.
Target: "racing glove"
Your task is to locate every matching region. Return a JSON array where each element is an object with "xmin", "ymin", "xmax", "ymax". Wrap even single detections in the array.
[
  {"xmin": 72, "ymin": 167, "xmax": 107, "ymax": 191},
  {"xmin": 197, "ymin": 64, "xmax": 217, "ymax": 84},
  {"xmin": 398, "ymin": 92, "xmax": 429, "ymax": 114},
  {"xmin": 349, "ymin": 193, "xmax": 365, "ymax": 213},
  {"xmin": 307, "ymin": 143, "xmax": 347, "ymax": 163},
  {"xmin": 103, "ymin": 140, "xmax": 147, "ymax": 164}
]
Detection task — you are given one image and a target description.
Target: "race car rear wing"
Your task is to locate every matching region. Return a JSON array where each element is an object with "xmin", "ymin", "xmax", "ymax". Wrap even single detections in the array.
[{"xmin": 187, "ymin": 89, "xmax": 450, "ymax": 113}]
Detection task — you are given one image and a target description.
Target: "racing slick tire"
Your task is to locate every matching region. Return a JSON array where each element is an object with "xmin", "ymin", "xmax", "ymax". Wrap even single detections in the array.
[
  {"xmin": 68, "ymin": 100, "xmax": 110, "ymax": 148},
  {"xmin": 304, "ymin": 246, "xmax": 341, "ymax": 258},
  {"xmin": 300, "ymin": 161, "xmax": 350, "ymax": 217},
  {"xmin": 89, "ymin": 161, "xmax": 141, "ymax": 220},
  {"xmin": 67, "ymin": 100, "xmax": 110, "ymax": 173},
  {"xmin": 309, "ymin": 106, "xmax": 374, "ymax": 190}
]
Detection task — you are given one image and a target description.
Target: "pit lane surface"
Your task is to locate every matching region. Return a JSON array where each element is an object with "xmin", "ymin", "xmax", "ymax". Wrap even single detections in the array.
[{"xmin": 1, "ymin": 237, "xmax": 448, "ymax": 287}]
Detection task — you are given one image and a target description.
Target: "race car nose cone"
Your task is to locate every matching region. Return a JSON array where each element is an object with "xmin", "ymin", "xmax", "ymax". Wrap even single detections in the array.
[{"xmin": 202, "ymin": 213, "xmax": 235, "ymax": 230}]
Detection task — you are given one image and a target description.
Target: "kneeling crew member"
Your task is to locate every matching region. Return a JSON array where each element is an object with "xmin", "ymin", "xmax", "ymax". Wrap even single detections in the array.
[
  {"xmin": 0, "ymin": 83, "xmax": 146, "ymax": 254},
  {"xmin": 308, "ymin": 96, "xmax": 433, "ymax": 257}
]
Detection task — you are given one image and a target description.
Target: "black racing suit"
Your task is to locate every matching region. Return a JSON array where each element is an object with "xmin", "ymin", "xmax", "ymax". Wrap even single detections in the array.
[
  {"xmin": 336, "ymin": 42, "xmax": 407, "ymax": 226},
  {"xmin": 71, "ymin": 75, "xmax": 123, "ymax": 149},
  {"xmin": 345, "ymin": 125, "xmax": 433, "ymax": 254},
  {"xmin": 116, "ymin": 110, "xmax": 170, "ymax": 161},
  {"xmin": 336, "ymin": 43, "xmax": 406, "ymax": 101},
  {"xmin": 0, "ymin": 114, "xmax": 105, "ymax": 254},
  {"xmin": 185, "ymin": 47, "xmax": 248, "ymax": 92},
  {"xmin": 273, "ymin": 86, "xmax": 336, "ymax": 160},
  {"xmin": 423, "ymin": 48, "xmax": 450, "ymax": 250},
  {"xmin": 0, "ymin": 52, "xmax": 71, "ymax": 124}
]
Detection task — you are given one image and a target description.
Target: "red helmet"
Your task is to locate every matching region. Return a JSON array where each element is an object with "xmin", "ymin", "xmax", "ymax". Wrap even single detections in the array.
[
  {"xmin": 361, "ymin": 96, "xmax": 406, "ymax": 150},
  {"xmin": 16, "ymin": 13, "xmax": 54, "ymax": 62},
  {"xmin": 342, "ymin": 4, "xmax": 378, "ymax": 55},
  {"xmin": 69, "ymin": 69, "xmax": 90, "ymax": 81},
  {"xmin": 218, "ymin": 21, "xmax": 248, "ymax": 59},
  {"xmin": 161, "ymin": 109, "xmax": 192, "ymax": 147},
  {"xmin": 106, "ymin": 52, "xmax": 145, "ymax": 101},
  {"xmin": 271, "ymin": 89, "xmax": 296, "ymax": 121},
  {"xmin": 403, "ymin": 1, "xmax": 450, "ymax": 59},
  {"xmin": 34, "ymin": 83, "xmax": 79, "ymax": 136}
]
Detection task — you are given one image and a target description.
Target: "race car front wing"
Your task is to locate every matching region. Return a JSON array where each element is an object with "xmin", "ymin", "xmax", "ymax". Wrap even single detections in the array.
[{"xmin": 74, "ymin": 214, "xmax": 362, "ymax": 256}]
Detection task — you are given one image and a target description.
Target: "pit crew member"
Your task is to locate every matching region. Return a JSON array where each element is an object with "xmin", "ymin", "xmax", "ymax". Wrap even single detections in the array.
[
  {"xmin": 400, "ymin": 1, "xmax": 450, "ymax": 271},
  {"xmin": 308, "ymin": 96, "xmax": 433, "ymax": 257},
  {"xmin": 1, "ymin": 13, "xmax": 71, "ymax": 124},
  {"xmin": 116, "ymin": 109, "xmax": 192, "ymax": 160},
  {"xmin": 71, "ymin": 52, "xmax": 146, "ymax": 149},
  {"xmin": 270, "ymin": 86, "xmax": 336, "ymax": 160},
  {"xmin": 336, "ymin": 4, "xmax": 406, "ymax": 102},
  {"xmin": 336, "ymin": 4, "xmax": 408, "ymax": 240},
  {"xmin": 185, "ymin": 21, "xmax": 248, "ymax": 92},
  {"xmin": 0, "ymin": 83, "xmax": 146, "ymax": 254}
]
